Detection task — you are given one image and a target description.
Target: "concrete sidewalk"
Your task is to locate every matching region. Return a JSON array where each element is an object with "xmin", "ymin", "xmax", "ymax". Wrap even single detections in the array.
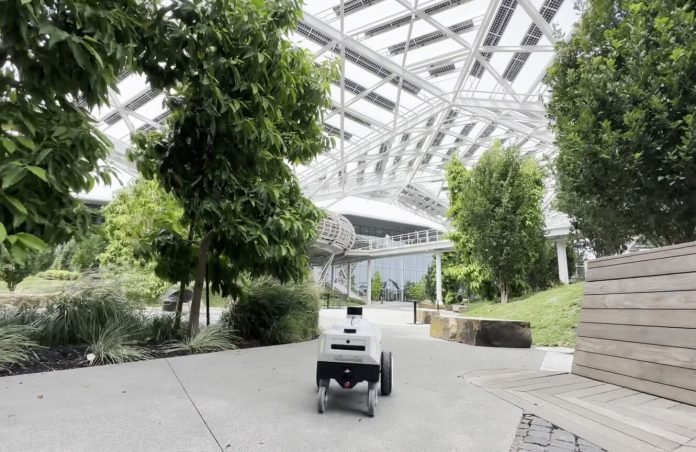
[{"xmin": 1, "ymin": 307, "xmax": 546, "ymax": 452}]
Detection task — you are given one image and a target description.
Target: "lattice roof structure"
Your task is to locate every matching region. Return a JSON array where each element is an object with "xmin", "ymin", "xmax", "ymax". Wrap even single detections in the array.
[{"xmin": 93, "ymin": 0, "xmax": 581, "ymax": 226}]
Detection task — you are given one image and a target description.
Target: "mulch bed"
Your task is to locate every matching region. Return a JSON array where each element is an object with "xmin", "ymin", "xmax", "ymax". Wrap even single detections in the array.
[{"xmin": 0, "ymin": 340, "xmax": 261, "ymax": 378}]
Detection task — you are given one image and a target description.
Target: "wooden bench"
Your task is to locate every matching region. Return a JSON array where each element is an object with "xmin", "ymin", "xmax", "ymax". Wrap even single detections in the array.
[{"xmin": 574, "ymin": 240, "xmax": 696, "ymax": 406}]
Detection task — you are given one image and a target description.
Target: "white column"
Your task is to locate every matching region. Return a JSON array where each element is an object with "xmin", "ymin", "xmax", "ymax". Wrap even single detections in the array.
[
  {"xmin": 346, "ymin": 264, "xmax": 352, "ymax": 298},
  {"xmin": 435, "ymin": 252, "xmax": 443, "ymax": 305},
  {"xmin": 400, "ymin": 256, "xmax": 405, "ymax": 302},
  {"xmin": 556, "ymin": 239, "xmax": 569, "ymax": 284},
  {"xmin": 366, "ymin": 259, "xmax": 373, "ymax": 305},
  {"xmin": 330, "ymin": 264, "xmax": 335, "ymax": 291}
]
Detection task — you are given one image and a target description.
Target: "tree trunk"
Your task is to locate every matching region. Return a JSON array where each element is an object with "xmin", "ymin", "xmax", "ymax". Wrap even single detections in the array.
[
  {"xmin": 174, "ymin": 225, "xmax": 195, "ymax": 330},
  {"xmin": 188, "ymin": 230, "xmax": 214, "ymax": 336},
  {"xmin": 173, "ymin": 280, "xmax": 187, "ymax": 330},
  {"xmin": 500, "ymin": 283, "xmax": 509, "ymax": 304}
]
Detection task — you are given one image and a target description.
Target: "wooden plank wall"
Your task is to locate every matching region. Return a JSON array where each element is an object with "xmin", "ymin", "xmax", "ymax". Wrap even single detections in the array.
[{"xmin": 573, "ymin": 241, "xmax": 696, "ymax": 406}]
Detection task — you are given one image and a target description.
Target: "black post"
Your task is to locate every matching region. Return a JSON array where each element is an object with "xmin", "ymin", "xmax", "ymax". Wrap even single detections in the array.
[
  {"xmin": 413, "ymin": 300, "xmax": 417, "ymax": 324},
  {"xmin": 205, "ymin": 262, "xmax": 210, "ymax": 326}
]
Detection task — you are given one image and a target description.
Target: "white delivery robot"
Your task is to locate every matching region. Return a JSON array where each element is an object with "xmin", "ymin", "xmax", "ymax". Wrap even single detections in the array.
[{"xmin": 316, "ymin": 307, "xmax": 393, "ymax": 416}]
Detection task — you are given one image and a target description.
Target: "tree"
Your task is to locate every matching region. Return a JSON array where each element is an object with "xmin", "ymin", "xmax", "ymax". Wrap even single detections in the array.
[
  {"xmin": 0, "ymin": 244, "xmax": 52, "ymax": 291},
  {"xmin": 131, "ymin": 0, "xmax": 334, "ymax": 333},
  {"xmin": 100, "ymin": 179, "xmax": 185, "ymax": 267},
  {"xmin": 371, "ymin": 271, "xmax": 382, "ymax": 302},
  {"xmin": 0, "ymin": 0, "xmax": 152, "ymax": 262},
  {"xmin": 405, "ymin": 279, "xmax": 427, "ymax": 301},
  {"xmin": 547, "ymin": 0, "xmax": 696, "ymax": 249},
  {"xmin": 446, "ymin": 142, "xmax": 545, "ymax": 303}
]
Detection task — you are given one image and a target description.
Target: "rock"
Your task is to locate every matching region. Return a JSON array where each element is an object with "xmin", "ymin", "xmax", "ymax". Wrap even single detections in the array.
[
  {"xmin": 548, "ymin": 440, "xmax": 575, "ymax": 451},
  {"xmin": 518, "ymin": 444, "xmax": 544, "ymax": 452},
  {"xmin": 530, "ymin": 417, "xmax": 552, "ymax": 428},
  {"xmin": 429, "ymin": 316, "xmax": 532, "ymax": 348},
  {"xmin": 416, "ymin": 309, "xmax": 440, "ymax": 324},
  {"xmin": 551, "ymin": 429, "xmax": 575, "ymax": 443}
]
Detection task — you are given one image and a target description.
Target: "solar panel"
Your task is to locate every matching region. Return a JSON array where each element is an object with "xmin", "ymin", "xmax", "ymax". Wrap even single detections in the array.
[
  {"xmin": 364, "ymin": 1, "xmax": 465, "ymax": 37},
  {"xmin": 324, "ymin": 123, "xmax": 353, "ymax": 141},
  {"xmin": 333, "ymin": 0, "xmax": 385, "ymax": 17},
  {"xmin": 389, "ymin": 20, "xmax": 474, "ymax": 55},
  {"xmin": 471, "ymin": 0, "xmax": 517, "ymax": 78},
  {"xmin": 428, "ymin": 63, "xmax": 456, "ymax": 77},
  {"xmin": 503, "ymin": 0, "xmax": 564, "ymax": 82}
]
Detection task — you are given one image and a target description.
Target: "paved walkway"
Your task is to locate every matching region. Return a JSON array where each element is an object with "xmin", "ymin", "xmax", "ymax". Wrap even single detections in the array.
[
  {"xmin": 466, "ymin": 369, "xmax": 696, "ymax": 452},
  {"xmin": 1, "ymin": 306, "xmax": 547, "ymax": 452}
]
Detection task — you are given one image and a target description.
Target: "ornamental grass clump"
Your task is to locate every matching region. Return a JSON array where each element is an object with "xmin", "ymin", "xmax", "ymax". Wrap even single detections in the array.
[
  {"xmin": 0, "ymin": 325, "xmax": 39, "ymax": 371},
  {"xmin": 36, "ymin": 281, "xmax": 138, "ymax": 346},
  {"xmin": 86, "ymin": 323, "xmax": 151, "ymax": 365},
  {"xmin": 223, "ymin": 276, "xmax": 320, "ymax": 346},
  {"xmin": 163, "ymin": 323, "xmax": 238, "ymax": 354}
]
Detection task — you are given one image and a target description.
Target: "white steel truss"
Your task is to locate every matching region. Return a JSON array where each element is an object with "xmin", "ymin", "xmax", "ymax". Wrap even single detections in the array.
[{"xmin": 93, "ymin": 0, "xmax": 580, "ymax": 225}]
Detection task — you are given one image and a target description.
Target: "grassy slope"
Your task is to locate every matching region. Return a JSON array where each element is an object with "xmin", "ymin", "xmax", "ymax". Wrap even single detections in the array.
[{"xmin": 465, "ymin": 283, "xmax": 585, "ymax": 347}]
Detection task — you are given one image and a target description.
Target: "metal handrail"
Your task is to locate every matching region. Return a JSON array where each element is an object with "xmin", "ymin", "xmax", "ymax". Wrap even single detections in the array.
[{"xmin": 353, "ymin": 228, "xmax": 447, "ymax": 251}]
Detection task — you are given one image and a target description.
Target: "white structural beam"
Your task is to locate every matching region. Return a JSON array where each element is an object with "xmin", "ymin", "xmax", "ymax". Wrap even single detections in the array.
[
  {"xmin": 435, "ymin": 252, "xmax": 443, "ymax": 305},
  {"xmin": 556, "ymin": 239, "xmax": 570, "ymax": 284}
]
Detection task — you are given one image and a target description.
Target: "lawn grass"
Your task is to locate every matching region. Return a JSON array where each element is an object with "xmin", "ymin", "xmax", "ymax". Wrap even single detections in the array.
[
  {"xmin": 465, "ymin": 283, "xmax": 585, "ymax": 347},
  {"xmin": 0, "ymin": 276, "xmax": 74, "ymax": 295}
]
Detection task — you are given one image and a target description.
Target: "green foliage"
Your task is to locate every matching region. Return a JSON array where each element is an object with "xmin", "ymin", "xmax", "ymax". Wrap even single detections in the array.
[
  {"xmin": 139, "ymin": 313, "xmax": 183, "ymax": 345},
  {"xmin": 163, "ymin": 323, "xmax": 237, "ymax": 354},
  {"xmin": 100, "ymin": 179, "xmax": 186, "ymax": 268},
  {"xmin": 222, "ymin": 276, "xmax": 320, "ymax": 346},
  {"xmin": 0, "ymin": 244, "xmax": 54, "ymax": 291},
  {"xmin": 70, "ymin": 232, "xmax": 106, "ymax": 271},
  {"xmin": 466, "ymin": 283, "xmax": 584, "ymax": 347},
  {"xmin": 0, "ymin": 324, "xmax": 39, "ymax": 370},
  {"xmin": 86, "ymin": 323, "xmax": 151, "ymax": 365},
  {"xmin": 370, "ymin": 271, "xmax": 382, "ymax": 301},
  {"xmin": 36, "ymin": 269, "xmax": 80, "ymax": 281},
  {"xmin": 113, "ymin": 271, "xmax": 171, "ymax": 305},
  {"xmin": 405, "ymin": 279, "xmax": 427, "ymax": 301},
  {"xmin": 35, "ymin": 281, "xmax": 136, "ymax": 346},
  {"xmin": 52, "ymin": 239, "xmax": 77, "ymax": 270},
  {"xmin": 0, "ymin": 0, "xmax": 152, "ymax": 262},
  {"xmin": 447, "ymin": 142, "xmax": 546, "ymax": 303},
  {"xmin": 130, "ymin": 0, "xmax": 334, "ymax": 332},
  {"xmin": 547, "ymin": 0, "xmax": 696, "ymax": 251}
]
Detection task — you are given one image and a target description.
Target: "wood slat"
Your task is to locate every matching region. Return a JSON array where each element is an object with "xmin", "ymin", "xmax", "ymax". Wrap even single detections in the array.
[
  {"xmin": 574, "ymin": 351, "xmax": 696, "ymax": 392},
  {"xmin": 576, "ymin": 323, "xmax": 696, "ymax": 349},
  {"xmin": 585, "ymin": 273, "xmax": 696, "ymax": 294},
  {"xmin": 507, "ymin": 389, "xmax": 665, "ymax": 452},
  {"xmin": 583, "ymin": 292, "xmax": 696, "ymax": 309},
  {"xmin": 556, "ymin": 394, "xmax": 691, "ymax": 446},
  {"xmin": 572, "ymin": 364, "xmax": 696, "ymax": 407},
  {"xmin": 587, "ymin": 253, "xmax": 696, "ymax": 281},
  {"xmin": 576, "ymin": 337, "xmax": 696, "ymax": 370},
  {"xmin": 579, "ymin": 309, "xmax": 696, "ymax": 329},
  {"xmin": 590, "ymin": 241, "xmax": 696, "ymax": 267},
  {"xmin": 486, "ymin": 388, "xmax": 651, "ymax": 452}
]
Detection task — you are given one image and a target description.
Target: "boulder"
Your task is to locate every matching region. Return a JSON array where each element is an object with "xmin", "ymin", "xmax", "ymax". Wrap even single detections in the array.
[
  {"xmin": 416, "ymin": 309, "xmax": 440, "ymax": 324},
  {"xmin": 430, "ymin": 316, "xmax": 532, "ymax": 348}
]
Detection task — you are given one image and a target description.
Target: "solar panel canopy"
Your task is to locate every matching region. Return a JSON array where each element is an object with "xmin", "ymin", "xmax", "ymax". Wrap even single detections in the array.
[{"xmin": 95, "ymin": 0, "xmax": 581, "ymax": 225}]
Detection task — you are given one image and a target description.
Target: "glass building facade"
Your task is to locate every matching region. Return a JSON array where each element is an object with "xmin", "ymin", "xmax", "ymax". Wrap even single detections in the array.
[{"xmin": 343, "ymin": 215, "xmax": 434, "ymax": 301}]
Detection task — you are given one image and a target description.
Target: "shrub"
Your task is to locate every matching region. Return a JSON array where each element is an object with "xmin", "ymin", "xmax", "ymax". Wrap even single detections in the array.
[
  {"xmin": 223, "ymin": 276, "xmax": 320, "ymax": 345},
  {"xmin": 52, "ymin": 239, "xmax": 78, "ymax": 270},
  {"xmin": 0, "ymin": 325, "xmax": 39, "ymax": 371},
  {"xmin": 0, "ymin": 305, "xmax": 44, "ymax": 327},
  {"xmin": 118, "ymin": 271, "xmax": 171, "ymax": 305},
  {"xmin": 36, "ymin": 270, "xmax": 80, "ymax": 280},
  {"xmin": 86, "ymin": 323, "xmax": 151, "ymax": 365},
  {"xmin": 35, "ymin": 281, "xmax": 137, "ymax": 346},
  {"xmin": 163, "ymin": 323, "xmax": 238, "ymax": 354},
  {"xmin": 71, "ymin": 233, "xmax": 106, "ymax": 271},
  {"xmin": 139, "ymin": 313, "xmax": 184, "ymax": 345}
]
